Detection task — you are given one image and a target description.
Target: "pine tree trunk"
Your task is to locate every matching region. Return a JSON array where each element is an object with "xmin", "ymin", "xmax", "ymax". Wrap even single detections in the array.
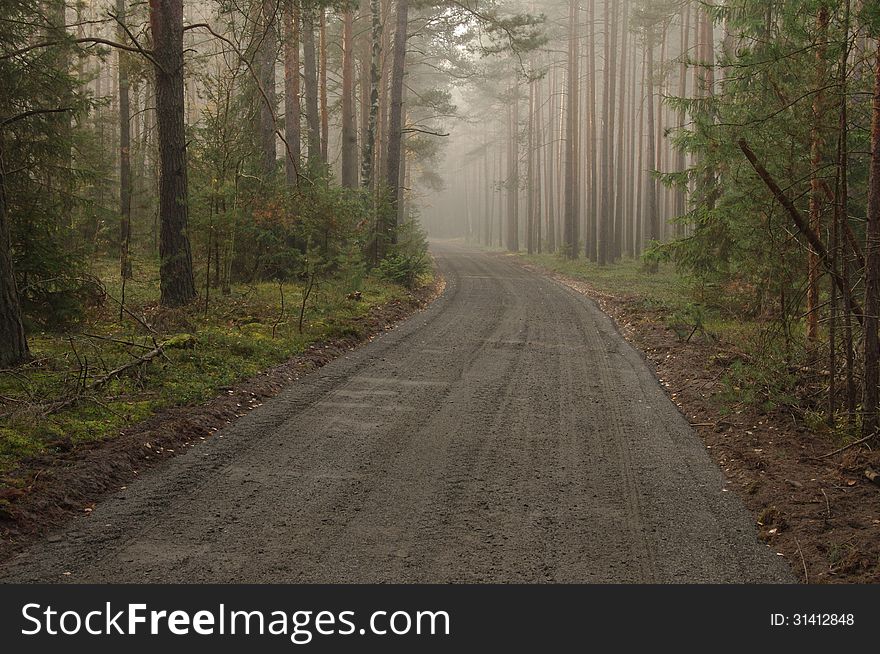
[
  {"xmin": 674, "ymin": 3, "xmax": 690, "ymax": 233},
  {"xmin": 507, "ymin": 79, "xmax": 520, "ymax": 252},
  {"xmin": 319, "ymin": 8, "xmax": 329, "ymax": 162},
  {"xmin": 644, "ymin": 38, "xmax": 659, "ymax": 249},
  {"xmin": 0, "ymin": 153, "xmax": 29, "ymax": 367},
  {"xmin": 863, "ymin": 43, "xmax": 880, "ymax": 439},
  {"xmin": 606, "ymin": 0, "xmax": 619, "ymax": 261},
  {"xmin": 301, "ymin": 6, "xmax": 321, "ymax": 167},
  {"xmin": 598, "ymin": 0, "xmax": 612, "ymax": 264},
  {"xmin": 384, "ymin": 0, "xmax": 409, "ymax": 254},
  {"xmin": 284, "ymin": 0, "xmax": 301, "ymax": 186},
  {"xmin": 150, "ymin": 0, "xmax": 196, "ymax": 307},
  {"xmin": 564, "ymin": 0, "xmax": 580, "ymax": 259},
  {"xmin": 586, "ymin": 0, "xmax": 597, "ymax": 260},
  {"xmin": 118, "ymin": 0, "xmax": 132, "ymax": 279},
  {"xmin": 807, "ymin": 4, "xmax": 830, "ymax": 343},
  {"xmin": 545, "ymin": 69, "xmax": 556, "ymax": 254},
  {"xmin": 534, "ymin": 75, "xmax": 543, "ymax": 254},
  {"xmin": 527, "ymin": 75, "xmax": 535, "ymax": 255},
  {"xmin": 360, "ymin": 0, "xmax": 381, "ymax": 190},
  {"xmin": 341, "ymin": 9, "xmax": 358, "ymax": 187},
  {"xmin": 258, "ymin": 0, "xmax": 277, "ymax": 177},
  {"xmin": 612, "ymin": 0, "xmax": 629, "ymax": 259}
]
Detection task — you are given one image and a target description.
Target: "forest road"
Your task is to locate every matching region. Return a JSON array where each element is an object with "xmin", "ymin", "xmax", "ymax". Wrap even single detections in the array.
[{"xmin": 2, "ymin": 242, "xmax": 793, "ymax": 583}]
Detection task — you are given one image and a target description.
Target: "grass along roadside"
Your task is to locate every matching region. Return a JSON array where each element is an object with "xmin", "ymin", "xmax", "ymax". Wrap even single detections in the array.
[{"xmin": 0, "ymin": 256, "xmax": 428, "ymax": 475}]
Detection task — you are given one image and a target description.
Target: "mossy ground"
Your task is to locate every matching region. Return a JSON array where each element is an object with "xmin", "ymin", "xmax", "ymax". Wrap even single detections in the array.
[{"xmin": 0, "ymin": 257, "xmax": 417, "ymax": 472}]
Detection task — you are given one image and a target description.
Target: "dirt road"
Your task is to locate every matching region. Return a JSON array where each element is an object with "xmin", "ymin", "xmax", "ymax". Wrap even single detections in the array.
[{"xmin": 1, "ymin": 243, "xmax": 793, "ymax": 583}]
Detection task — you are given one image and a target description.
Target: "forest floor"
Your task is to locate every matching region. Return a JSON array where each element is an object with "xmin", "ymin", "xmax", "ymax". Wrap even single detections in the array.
[
  {"xmin": 515, "ymin": 252, "xmax": 880, "ymax": 584},
  {"xmin": 0, "ymin": 257, "xmax": 439, "ymax": 560}
]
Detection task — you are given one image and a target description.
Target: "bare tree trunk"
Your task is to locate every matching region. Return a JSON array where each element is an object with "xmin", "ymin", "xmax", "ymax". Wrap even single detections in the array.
[
  {"xmin": 150, "ymin": 0, "xmax": 196, "ymax": 307},
  {"xmin": 612, "ymin": 0, "xmax": 629, "ymax": 259},
  {"xmin": 384, "ymin": 0, "xmax": 409, "ymax": 254},
  {"xmin": 545, "ymin": 69, "xmax": 556, "ymax": 254},
  {"xmin": 301, "ymin": 5, "xmax": 322, "ymax": 167},
  {"xmin": 674, "ymin": 3, "xmax": 690, "ymax": 233},
  {"xmin": 258, "ymin": 0, "xmax": 278, "ymax": 177},
  {"xmin": 284, "ymin": 0, "xmax": 301, "ymax": 186},
  {"xmin": 0, "ymin": 152, "xmax": 29, "ymax": 366},
  {"xmin": 564, "ymin": 0, "xmax": 580, "ymax": 259},
  {"xmin": 527, "ymin": 74, "xmax": 535, "ymax": 255},
  {"xmin": 644, "ymin": 38, "xmax": 659, "ymax": 249},
  {"xmin": 807, "ymin": 4, "xmax": 829, "ymax": 344},
  {"xmin": 341, "ymin": 8, "xmax": 358, "ymax": 187},
  {"xmin": 586, "ymin": 0, "xmax": 597, "ymax": 260},
  {"xmin": 863, "ymin": 43, "xmax": 880, "ymax": 439},
  {"xmin": 319, "ymin": 8, "xmax": 329, "ymax": 162},
  {"xmin": 507, "ymin": 79, "xmax": 520, "ymax": 252},
  {"xmin": 534, "ymin": 74, "xmax": 543, "ymax": 254},
  {"xmin": 598, "ymin": 0, "xmax": 612, "ymax": 264},
  {"xmin": 118, "ymin": 0, "xmax": 132, "ymax": 279},
  {"xmin": 360, "ymin": 0, "xmax": 381, "ymax": 190}
]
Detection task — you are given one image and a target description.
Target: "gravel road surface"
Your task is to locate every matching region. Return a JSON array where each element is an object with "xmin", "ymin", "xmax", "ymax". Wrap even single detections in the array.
[{"xmin": 1, "ymin": 243, "xmax": 793, "ymax": 583}]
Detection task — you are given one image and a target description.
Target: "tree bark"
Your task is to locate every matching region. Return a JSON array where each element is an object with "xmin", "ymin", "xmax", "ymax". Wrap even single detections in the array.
[
  {"xmin": 284, "ymin": 0, "xmax": 301, "ymax": 186},
  {"xmin": 384, "ymin": 0, "xmax": 409, "ymax": 254},
  {"xmin": 301, "ymin": 4, "xmax": 322, "ymax": 167},
  {"xmin": 864, "ymin": 44, "xmax": 880, "ymax": 438},
  {"xmin": 319, "ymin": 8, "xmax": 329, "ymax": 162},
  {"xmin": 507, "ymin": 79, "xmax": 520, "ymax": 252},
  {"xmin": 341, "ymin": 9, "xmax": 358, "ymax": 187},
  {"xmin": 118, "ymin": 0, "xmax": 132, "ymax": 279},
  {"xmin": 361, "ymin": 0, "xmax": 381, "ymax": 190},
  {"xmin": 257, "ymin": 0, "xmax": 278, "ymax": 177},
  {"xmin": 0, "ymin": 149, "xmax": 29, "ymax": 367},
  {"xmin": 644, "ymin": 38, "xmax": 659, "ymax": 248},
  {"xmin": 586, "ymin": 0, "xmax": 597, "ymax": 260},
  {"xmin": 807, "ymin": 4, "xmax": 830, "ymax": 343},
  {"xmin": 564, "ymin": 0, "xmax": 580, "ymax": 259},
  {"xmin": 149, "ymin": 0, "xmax": 196, "ymax": 307}
]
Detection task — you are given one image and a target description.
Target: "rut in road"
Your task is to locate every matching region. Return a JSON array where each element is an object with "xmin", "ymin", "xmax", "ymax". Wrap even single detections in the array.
[{"xmin": 1, "ymin": 243, "xmax": 793, "ymax": 583}]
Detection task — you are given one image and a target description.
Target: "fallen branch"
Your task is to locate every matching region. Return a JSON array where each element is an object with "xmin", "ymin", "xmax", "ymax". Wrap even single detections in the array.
[{"xmin": 816, "ymin": 432, "xmax": 875, "ymax": 459}]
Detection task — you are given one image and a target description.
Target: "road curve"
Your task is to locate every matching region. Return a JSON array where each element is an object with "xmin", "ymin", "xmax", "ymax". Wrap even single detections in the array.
[{"xmin": 2, "ymin": 243, "xmax": 793, "ymax": 583}]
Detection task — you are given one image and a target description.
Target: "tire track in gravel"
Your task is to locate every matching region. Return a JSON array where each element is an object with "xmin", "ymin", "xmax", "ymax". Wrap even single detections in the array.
[{"xmin": 1, "ymin": 243, "xmax": 794, "ymax": 583}]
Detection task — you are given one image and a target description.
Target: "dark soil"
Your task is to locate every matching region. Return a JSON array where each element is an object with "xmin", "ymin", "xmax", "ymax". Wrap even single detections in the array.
[
  {"xmin": 0, "ymin": 279, "xmax": 443, "ymax": 563},
  {"xmin": 518, "ymin": 259, "xmax": 880, "ymax": 584}
]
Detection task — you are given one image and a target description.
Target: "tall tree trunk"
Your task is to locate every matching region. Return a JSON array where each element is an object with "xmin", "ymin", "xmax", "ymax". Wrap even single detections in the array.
[
  {"xmin": 361, "ymin": 0, "xmax": 381, "ymax": 190},
  {"xmin": 545, "ymin": 69, "xmax": 556, "ymax": 254},
  {"xmin": 301, "ymin": 5, "xmax": 322, "ymax": 167},
  {"xmin": 319, "ymin": 8, "xmax": 329, "ymax": 162},
  {"xmin": 527, "ymin": 74, "xmax": 535, "ymax": 255},
  {"xmin": 118, "ymin": 0, "xmax": 132, "ymax": 279},
  {"xmin": 0, "ymin": 152, "xmax": 29, "ymax": 366},
  {"xmin": 341, "ymin": 9, "xmax": 358, "ymax": 187},
  {"xmin": 564, "ymin": 0, "xmax": 580, "ymax": 259},
  {"xmin": 598, "ymin": 0, "xmax": 612, "ymax": 264},
  {"xmin": 612, "ymin": 0, "xmax": 629, "ymax": 259},
  {"xmin": 534, "ymin": 75, "xmax": 543, "ymax": 254},
  {"xmin": 507, "ymin": 79, "xmax": 520, "ymax": 252},
  {"xmin": 384, "ymin": 0, "xmax": 409, "ymax": 254},
  {"xmin": 606, "ymin": 0, "xmax": 619, "ymax": 261},
  {"xmin": 150, "ymin": 0, "xmax": 196, "ymax": 307},
  {"xmin": 807, "ymin": 4, "xmax": 829, "ymax": 344},
  {"xmin": 586, "ymin": 0, "xmax": 597, "ymax": 260},
  {"xmin": 258, "ymin": 0, "xmax": 278, "ymax": 177},
  {"xmin": 863, "ymin": 43, "xmax": 880, "ymax": 439},
  {"xmin": 674, "ymin": 3, "xmax": 690, "ymax": 233},
  {"xmin": 644, "ymin": 38, "xmax": 659, "ymax": 249},
  {"xmin": 284, "ymin": 0, "xmax": 301, "ymax": 186}
]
